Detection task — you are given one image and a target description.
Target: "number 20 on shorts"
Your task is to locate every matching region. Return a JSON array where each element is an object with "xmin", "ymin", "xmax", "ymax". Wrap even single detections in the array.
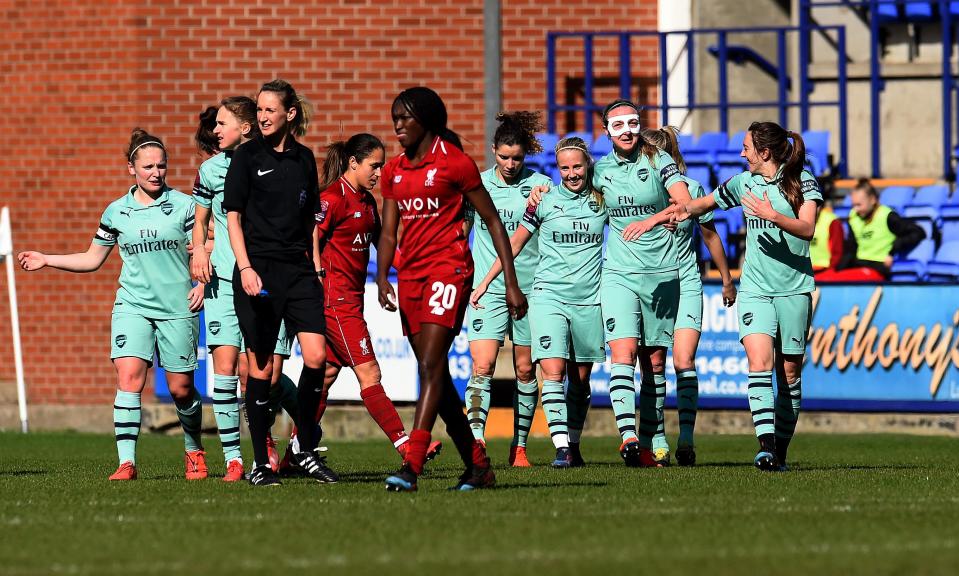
[{"xmin": 429, "ymin": 282, "xmax": 457, "ymax": 316}]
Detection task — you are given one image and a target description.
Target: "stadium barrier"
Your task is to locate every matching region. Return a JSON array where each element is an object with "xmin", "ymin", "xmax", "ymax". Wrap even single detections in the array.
[{"xmin": 157, "ymin": 281, "xmax": 959, "ymax": 413}]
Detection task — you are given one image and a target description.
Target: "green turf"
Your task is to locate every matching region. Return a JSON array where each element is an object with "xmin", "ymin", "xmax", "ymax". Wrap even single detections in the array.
[{"xmin": 1, "ymin": 431, "xmax": 957, "ymax": 575}]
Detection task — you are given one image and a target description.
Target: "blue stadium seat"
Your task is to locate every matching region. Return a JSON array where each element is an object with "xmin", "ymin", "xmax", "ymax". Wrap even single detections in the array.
[
  {"xmin": 890, "ymin": 239, "xmax": 936, "ymax": 282},
  {"xmin": 548, "ymin": 165, "xmax": 562, "ymax": 185},
  {"xmin": 565, "ymin": 131, "xmax": 594, "ymax": 146},
  {"xmin": 879, "ymin": 186, "xmax": 914, "ymax": 213},
  {"xmin": 715, "ymin": 131, "xmax": 745, "ymax": 164},
  {"xmin": 874, "ymin": 1, "xmax": 900, "ymax": 24},
  {"xmin": 904, "ymin": 2, "xmax": 935, "ymax": 22},
  {"xmin": 725, "ymin": 206, "xmax": 745, "ymax": 235},
  {"xmin": 833, "ymin": 205, "xmax": 851, "ymax": 220},
  {"xmin": 715, "ymin": 164, "xmax": 742, "ymax": 186},
  {"xmin": 940, "ymin": 219, "xmax": 959, "ymax": 243},
  {"xmin": 677, "ymin": 133, "xmax": 694, "ymax": 152},
  {"xmin": 904, "ymin": 185, "xmax": 950, "ymax": 237},
  {"xmin": 802, "ymin": 130, "xmax": 830, "ymax": 176},
  {"xmin": 527, "ymin": 133, "xmax": 559, "ymax": 171},
  {"xmin": 924, "ymin": 241, "xmax": 959, "ymax": 283},
  {"xmin": 684, "ymin": 132, "xmax": 728, "ymax": 164},
  {"xmin": 952, "ymin": 2, "xmax": 959, "ymax": 17},
  {"xmin": 686, "ymin": 164, "xmax": 712, "ymax": 190},
  {"xmin": 591, "ymin": 134, "xmax": 613, "ymax": 157}
]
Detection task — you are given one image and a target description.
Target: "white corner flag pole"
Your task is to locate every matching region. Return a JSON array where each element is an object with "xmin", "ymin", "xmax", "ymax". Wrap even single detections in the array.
[{"xmin": 0, "ymin": 207, "xmax": 28, "ymax": 433}]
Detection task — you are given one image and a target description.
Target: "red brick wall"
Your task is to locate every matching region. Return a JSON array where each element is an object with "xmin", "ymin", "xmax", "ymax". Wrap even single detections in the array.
[{"xmin": 0, "ymin": 0, "xmax": 658, "ymax": 405}]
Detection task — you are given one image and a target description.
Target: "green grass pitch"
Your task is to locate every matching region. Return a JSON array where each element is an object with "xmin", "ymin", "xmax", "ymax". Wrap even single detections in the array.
[{"xmin": 2, "ymin": 431, "xmax": 958, "ymax": 575}]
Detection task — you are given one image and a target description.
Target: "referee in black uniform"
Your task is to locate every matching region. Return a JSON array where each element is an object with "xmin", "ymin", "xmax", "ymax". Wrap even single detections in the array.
[{"xmin": 224, "ymin": 79, "xmax": 336, "ymax": 486}]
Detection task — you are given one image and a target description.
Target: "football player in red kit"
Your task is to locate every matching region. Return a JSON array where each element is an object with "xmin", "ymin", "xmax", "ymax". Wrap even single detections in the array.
[{"xmin": 378, "ymin": 87, "xmax": 527, "ymax": 492}]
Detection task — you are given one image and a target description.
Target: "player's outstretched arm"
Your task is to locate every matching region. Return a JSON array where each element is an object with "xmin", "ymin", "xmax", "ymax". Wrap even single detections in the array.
[
  {"xmin": 463, "ymin": 185, "xmax": 528, "ymax": 320},
  {"xmin": 469, "ymin": 225, "xmax": 532, "ymax": 309},
  {"xmin": 18, "ymin": 242, "xmax": 113, "ymax": 273},
  {"xmin": 376, "ymin": 198, "xmax": 399, "ymax": 312},
  {"xmin": 742, "ymin": 192, "xmax": 817, "ymax": 241},
  {"xmin": 675, "ymin": 194, "xmax": 719, "ymax": 222},
  {"xmin": 700, "ymin": 221, "xmax": 736, "ymax": 307}
]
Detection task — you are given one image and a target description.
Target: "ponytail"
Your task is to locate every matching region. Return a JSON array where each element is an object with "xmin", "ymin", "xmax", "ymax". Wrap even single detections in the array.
[
  {"xmin": 640, "ymin": 126, "xmax": 686, "ymax": 174},
  {"xmin": 318, "ymin": 133, "xmax": 385, "ymax": 191},
  {"xmin": 194, "ymin": 106, "xmax": 219, "ymax": 156},
  {"xmin": 748, "ymin": 121, "xmax": 806, "ymax": 215},
  {"xmin": 259, "ymin": 79, "xmax": 311, "ymax": 138}
]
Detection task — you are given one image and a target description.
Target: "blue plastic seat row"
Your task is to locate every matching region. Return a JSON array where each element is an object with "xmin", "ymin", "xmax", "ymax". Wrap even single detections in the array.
[{"xmin": 891, "ymin": 240, "xmax": 959, "ymax": 282}]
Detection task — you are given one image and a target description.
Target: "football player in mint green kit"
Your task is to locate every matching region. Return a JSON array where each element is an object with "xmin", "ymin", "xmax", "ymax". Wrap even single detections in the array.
[
  {"xmin": 591, "ymin": 100, "xmax": 693, "ymax": 468},
  {"xmin": 641, "ymin": 126, "xmax": 736, "ymax": 467},
  {"xmin": 191, "ymin": 97, "xmax": 300, "ymax": 481},
  {"xmin": 674, "ymin": 121, "xmax": 821, "ymax": 472},
  {"xmin": 463, "ymin": 111, "xmax": 552, "ymax": 468},
  {"xmin": 18, "ymin": 129, "xmax": 206, "ymax": 481},
  {"xmin": 471, "ymin": 136, "xmax": 606, "ymax": 469}
]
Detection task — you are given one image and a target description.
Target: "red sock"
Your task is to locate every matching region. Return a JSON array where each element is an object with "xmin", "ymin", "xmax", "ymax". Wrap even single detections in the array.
[
  {"xmin": 361, "ymin": 384, "xmax": 407, "ymax": 446},
  {"xmin": 471, "ymin": 439, "xmax": 490, "ymax": 468},
  {"xmin": 314, "ymin": 389, "xmax": 329, "ymax": 423},
  {"xmin": 406, "ymin": 429, "xmax": 431, "ymax": 475}
]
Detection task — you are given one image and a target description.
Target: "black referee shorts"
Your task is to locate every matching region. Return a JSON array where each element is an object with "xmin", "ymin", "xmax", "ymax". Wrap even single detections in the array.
[{"xmin": 233, "ymin": 257, "xmax": 326, "ymax": 354}]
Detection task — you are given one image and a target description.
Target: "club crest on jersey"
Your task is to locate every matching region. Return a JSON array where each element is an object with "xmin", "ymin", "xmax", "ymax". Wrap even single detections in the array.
[
  {"xmin": 359, "ymin": 337, "xmax": 370, "ymax": 356},
  {"xmin": 316, "ymin": 200, "xmax": 329, "ymax": 223},
  {"xmin": 425, "ymin": 168, "xmax": 438, "ymax": 187},
  {"xmin": 520, "ymin": 186, "xmax": 532, "ymax": 198},
  {"xmin": 637, "ymin": 168, "xmax": 649, "ymax": 182},
  {"xmin": 393, "ymin": 175, "xmax": 402, "ymax": 183},
  {"xmin": 472, "ymin": 319, "xmax": 484, "ymax": 331},
  {"xmin": 160, "ymin": 202, "xmax": 173, "ymax": 216},
  {"xmin": 588, "ymin": 199, "xmax": 601, "ymax": 212},
  {"xmin": 539, "ymin": 335, "xmax": 551, "ymax": 350},
  {"xmin": 299, "ymin": 189, "xmax": 307, "ymax": 208},
  {"xmin": 209, "ymin": 321, "xmax": 221, "ymax": 335},
  {"xmin": 115, "ymin": 334, "xmax": 127, "ymax": 348}
]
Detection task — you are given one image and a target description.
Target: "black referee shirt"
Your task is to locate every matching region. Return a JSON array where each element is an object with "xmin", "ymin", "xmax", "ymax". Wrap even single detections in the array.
[{"xmin": 222, "ymin": 136, "xmax": 319, "ymax": 260}]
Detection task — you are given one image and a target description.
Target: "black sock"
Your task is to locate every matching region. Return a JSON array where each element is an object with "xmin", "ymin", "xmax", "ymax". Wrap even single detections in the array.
[
  {"xmin": 776, "ymin": 436, "xmax": 791, "ymax": 464},
  {"xmin": 245, "ymin": 376, "xmax": 271, "ymax": 468},
  {"xmin": 759, "ymin": 433, "xmax": 776, "ymax": 454},
  {"xmin": 296, "ymin": 366, "xmax": 324, "ymax": 452}
]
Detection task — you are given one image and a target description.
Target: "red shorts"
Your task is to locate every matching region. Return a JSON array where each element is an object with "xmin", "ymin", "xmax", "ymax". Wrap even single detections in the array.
[
  {"xmin": 325, "ymin": 304, "xmax": 375, "ymax": 368},
  {"xmin": 398, "ymin": 270, "xmax": 472, "ymax": 336}
]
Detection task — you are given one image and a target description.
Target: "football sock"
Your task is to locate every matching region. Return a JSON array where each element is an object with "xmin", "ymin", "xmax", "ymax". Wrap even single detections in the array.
[
  {"xmin": 775, "ymin": 375, "xmax": 802, "ymax": 464},
  {"xmin": 651, "ymin": 373, "xmax": 669, "ymax": 452},
  {"xmin": 637, "ymin": 371, "xmax": 657, "ymax": 449},
  {"xmin": 211, "ymin": 374, "xmax": 242, "ymax": 463},
  {"xmin": 406, "ymin": 429, "xmax": 431, "ymax": 475},
  {"xmin": 361, "ymin": 384, "xmax": 408, "ymax": 447},
  {"xmin": 566, "ymin": 377, "xmax": 591, "ymax": 444},
  {"xmin": 266, "ymin": 373, "xmax": 298, "ymax": 427},
  {"xmin": 676, "ymin": 369, "xmax": 698, "ymax": 447},
  {"xmin": 174, "ymin": 387, "xmax": 203, "ymax": 452},
  {"xmin": 244, "ymin": 375, "xmax": 271, "ymax": 467},
  {"xmin": 295, "ymin": 366, "xmax": 324, "ymax": 452},
  {"xmin": 609, "ymin": 363, "xmax": 637, "ymax": 442},
  {"xmin": 748, "ymin": 370, "xmax": 775, "ymax": 438},
  {"xmin": 113, "ymin": 390, "xmax": 141, "ymax": 465},
  {"xmin": 541, "ymin": 379, "xmax": 568, "ymax": 449},
  {"xmin": 513, "ymin": 378, "xmax": 539, "ymax": 448},
  {"xmin": 465, "ymin": 374, "xmax": 492, "ymax": 442}
]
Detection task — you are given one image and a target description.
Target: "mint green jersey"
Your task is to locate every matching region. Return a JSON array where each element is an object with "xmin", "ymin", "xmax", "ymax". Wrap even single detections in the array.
[
  {"xmin": 520, "ymin": 184, "xmax": 606, "ymax": 305},
  {"xmin": 192, "ymin": 152, "xmax": 234, "ymax": 280},
  {"xmin": 713, "ymin": 169, "xmax": 822, "ymax": 296},
  {"xmin": 467, "ymin": 167, "xmax": 552, "ymax": 294},
  {"xmin": 593, "ymin": 148, "xmax": 685, "ymax": 273},
  {"xmin": 94, "ymin": 186, "xmax": 196, "ymax": 318},
  {"xmin": 675, "ymin": 175, "xmax": 714, "ymax": 268}
]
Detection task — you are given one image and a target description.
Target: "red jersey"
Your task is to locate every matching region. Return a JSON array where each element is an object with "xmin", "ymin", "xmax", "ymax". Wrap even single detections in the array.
[
  {"xmin": 316, "ymin": 176, "xmax": 379, "ymax": 304},
  {"xmin": 381, "ymin": 136, "xmax": 481, "ymax": 281}
]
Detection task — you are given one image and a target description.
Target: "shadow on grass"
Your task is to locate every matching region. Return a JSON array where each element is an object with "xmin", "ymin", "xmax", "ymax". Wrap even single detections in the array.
[{"xmin": 0, "ymin": 469, "xmax": 46, "ymax": 477}]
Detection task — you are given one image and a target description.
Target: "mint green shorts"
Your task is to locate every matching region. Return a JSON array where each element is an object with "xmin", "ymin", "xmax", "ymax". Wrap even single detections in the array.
[
  {"xmin": 738, "ymin": 291, "xmax": 812, "ymax": 355},
  {"xmin": 530, "ymin": 297, "xmax": 605, "ymax": 363},
  {"xmin": 204, "ymin": 275, "xmax": 293, "ymax": 357},
  {"xmin": 600, "ymin": 269, "xmax": 680, "ymax": 347},
  {"xmin": 111, "ymin": 312, "xmax": 199, "ymax": 372},
  {"xmin": 467, "ymin": 291, "xmax": 532, "ymax": 346},
  {"xmin": 675, "ymin": 258, "xmax": 704, "ymax": 332}
]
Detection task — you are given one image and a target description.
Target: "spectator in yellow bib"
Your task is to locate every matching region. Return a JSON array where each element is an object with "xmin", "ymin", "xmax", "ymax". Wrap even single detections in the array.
[{"xmin": 840, "ymin": 178, "xmax": 925, "ymax": 280}]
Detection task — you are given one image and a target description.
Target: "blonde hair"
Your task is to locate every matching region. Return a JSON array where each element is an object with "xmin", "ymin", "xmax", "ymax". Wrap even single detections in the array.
[
  {"xmin": 555, "ymin": 136, "xmax": 602, "ymax": 206},
  {"xmin": 640, "ymin": 126, "xmax": 686, "ymax": 174}
]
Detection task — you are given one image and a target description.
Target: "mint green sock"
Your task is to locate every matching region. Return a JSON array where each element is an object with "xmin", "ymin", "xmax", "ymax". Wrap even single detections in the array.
[
  {"xmin": 748, "ymin": 371, "xmax": 775, "ymax": 437},
  {"xmin": 609, "ymin": 363, "xmax": 637, "ymax": 442},
  {"xmin": 637, "ymin": 372, "xmax": 657, "ymax": 449},
  {"xmin": 652, "ymin": 373, "xmax": 669, "ymax": 452},
  {"xmin": 212, "ymin": 374, "xmax": 241, "ymax": 464},
  {"xmin": 114, "ymin": 390, "xmax": 141, "ymax": 465},
  {"xmin": 676, "ymin": 369, "xmax": 699, "ymax": 447},
  {"xmin": 566, "ymin": 378, "xmax": 591, "ymax": 444},
  {"xmin": 541, "ymin": 379, "xmax": 568, "ymax": 448},
  {"xmin": 174, "ymin": 388, "xmax": 203, "ymax": 452},
  {"xmin": 466, "ymin": 374, "xmax": 492, "ymax": 442},
  {"xmin": 513, "ymin": 379, "xmax": 539, "ymax": 447}
]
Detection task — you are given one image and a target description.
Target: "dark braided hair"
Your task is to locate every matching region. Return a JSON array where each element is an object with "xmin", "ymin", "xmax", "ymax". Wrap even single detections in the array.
[{"xmin": 393, "ymin": 86, "xmax": 463, "ymax": 150}]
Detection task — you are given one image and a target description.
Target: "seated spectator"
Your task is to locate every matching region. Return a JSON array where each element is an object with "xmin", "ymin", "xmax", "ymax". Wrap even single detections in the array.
[
  {"xmin": 810, "ymin": 181, "xmax": 844, "ymax": 276},
  {"xmin": 838, "ymin": 178, "xmax": 925, "ymax": 279}
]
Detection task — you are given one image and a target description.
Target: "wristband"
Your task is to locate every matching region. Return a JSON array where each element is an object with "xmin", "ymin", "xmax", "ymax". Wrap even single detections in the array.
[{"xmin": 239, "ymin": 266, "xmax": 252, "ymax": 273}]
